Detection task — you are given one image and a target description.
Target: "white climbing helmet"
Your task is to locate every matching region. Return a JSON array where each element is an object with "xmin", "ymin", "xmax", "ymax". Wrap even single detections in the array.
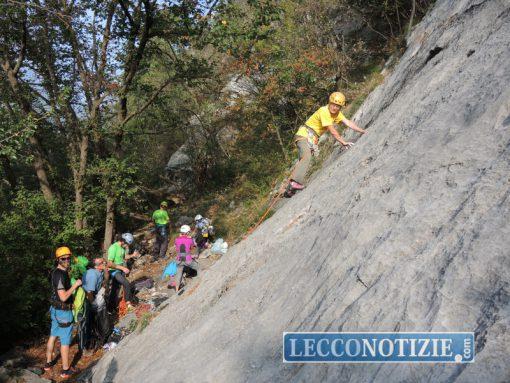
[
  {"xmin": 180, "ymin": 225, "xmax": 191, "ymax": 234},
  {"xmin": 194, "ymin": 214, "xmax": 203, "ymax": 221},
  {"xmin": 121, "ymin": 232, "xmax": 134, "ymax": 245}
]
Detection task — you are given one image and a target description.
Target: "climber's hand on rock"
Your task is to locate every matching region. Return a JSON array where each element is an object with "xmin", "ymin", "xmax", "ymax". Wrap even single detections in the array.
[{"xmin": 343, "ymin": 142, "xmax": 355, "ymax": 148}]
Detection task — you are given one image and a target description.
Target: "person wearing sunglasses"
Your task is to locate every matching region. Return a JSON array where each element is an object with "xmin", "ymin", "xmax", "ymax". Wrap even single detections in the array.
[{"xmin": 44, "ymin": 246, "xmax": 82, "ymax": 379}]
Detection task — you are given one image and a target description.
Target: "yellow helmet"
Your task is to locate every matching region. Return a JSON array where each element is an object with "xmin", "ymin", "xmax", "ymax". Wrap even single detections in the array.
[
  {"xmin": 329, "ymin": 92, "xmax": 346, "ymax": 106},
  {"xmin": 55, "ymin": 246, "xmax": 72, "ymax": 259}
]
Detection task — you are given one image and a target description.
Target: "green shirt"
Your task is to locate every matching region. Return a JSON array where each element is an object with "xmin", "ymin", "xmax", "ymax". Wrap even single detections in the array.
[
  {"xmin": 152, "ymin": 209, "xmax": 170, "ymax": 225},
  {"xmin": 108, "ymin": 242, "xmax": 126, "ymax": 270}
]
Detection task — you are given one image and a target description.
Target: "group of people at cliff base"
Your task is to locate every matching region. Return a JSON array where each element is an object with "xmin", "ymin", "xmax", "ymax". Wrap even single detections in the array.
[
  {"xmin": 152, "ymin": 200, "xmax": 214, "ymax": 293},
  {"xmin": 152, "ymin": 202, "xmax": 215, "ymax": 260},
  {"xmin": 44, "ymin": 206, "xmax": 213, "ymax": 378},
  {"xmin": 43, "ymin": 91, "xmax": 362, "ymax": 378},
  {"xmin": 44, "ymin": 233, "xmax": 139, "ymax": 378}
]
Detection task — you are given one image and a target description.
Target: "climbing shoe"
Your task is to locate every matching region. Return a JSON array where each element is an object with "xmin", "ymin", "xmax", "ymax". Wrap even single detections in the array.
[
  {"xmin": 284, "ymin": 180, "xmax": 304, "ymax": 198},
  {"xmin": 289, "ymin": 180, "xmax": 304, "ymax": 190}
]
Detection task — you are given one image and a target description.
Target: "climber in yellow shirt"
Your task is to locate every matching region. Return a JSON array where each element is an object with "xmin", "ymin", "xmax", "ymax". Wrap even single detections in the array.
[{"xmin": 287, "ymin": 92, "xmax": 366, "ymax": 194}]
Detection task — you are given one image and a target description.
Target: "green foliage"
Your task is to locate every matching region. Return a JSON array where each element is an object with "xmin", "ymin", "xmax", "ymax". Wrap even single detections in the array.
[
  {"xmin": 90, "ymin": 157, "xmax": 139, "ymax": 200},
  {"xmin": 205, "ymin": 0, "xmax": 281, "ymax": 59},
  {"xmin": 0, "ymin": 110, "xmax": 37, "ymax": 160},
  {"xmin": 0, "ymin": 190, "xmax": 92, "ymax": 352}
]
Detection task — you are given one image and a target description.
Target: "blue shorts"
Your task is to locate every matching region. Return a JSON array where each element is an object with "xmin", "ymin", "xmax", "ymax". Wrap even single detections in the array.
[{"xmin": 50, "ymin": 307, "xmax": 74, "ymax": 346}]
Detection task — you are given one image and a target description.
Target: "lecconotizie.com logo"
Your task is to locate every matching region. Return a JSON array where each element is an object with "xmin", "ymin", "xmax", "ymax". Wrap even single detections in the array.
[{"xmin": 283, "ymin": 332, "xmax": 474, "ymax": 363}]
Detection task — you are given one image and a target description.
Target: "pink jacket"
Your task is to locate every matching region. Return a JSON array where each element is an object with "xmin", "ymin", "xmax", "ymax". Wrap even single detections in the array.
[{"xmin": 174, "ymin": 235, "xmax": 195, "ymax": 262}]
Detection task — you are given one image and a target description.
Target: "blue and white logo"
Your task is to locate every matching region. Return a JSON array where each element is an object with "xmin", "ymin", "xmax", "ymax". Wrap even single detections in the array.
[{"xmin": 283, "ymin": 332, "xmax": 474, "ymax": 363}]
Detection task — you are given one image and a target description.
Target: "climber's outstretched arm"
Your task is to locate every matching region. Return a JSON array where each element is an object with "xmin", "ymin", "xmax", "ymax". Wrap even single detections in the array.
[
  {"xmin": 327, "ymin": 125, "xmax": 354, "ymax": 147},
  {"xmin": 343, "ymin": 119, "xmax": 366, "ymax": 134}
]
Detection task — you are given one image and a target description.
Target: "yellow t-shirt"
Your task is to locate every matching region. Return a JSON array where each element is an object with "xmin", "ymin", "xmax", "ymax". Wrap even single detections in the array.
[{"xmin": 296, "ymin": 106, "xmax": 347, "ymax": 138}]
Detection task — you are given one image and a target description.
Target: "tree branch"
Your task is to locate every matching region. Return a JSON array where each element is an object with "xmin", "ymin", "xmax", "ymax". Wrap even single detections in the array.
[
  {"xmin": 95, "ymin": 1, "xmax": 116, "ymax": 100},
  {"xmin": 12, "ymin": 11, "xmax": 27, "ymax": 76},
  {"xmin": 118, "ymin": 77, "xmax": 172, "ymax": 128},
  {"xmin": 122, "ymin": 0, "xmax": 153, "ymax": 90},
  {"xmin": 5, "ymin": 0, "xmax": 71, "ymax": 26},
  {"xmin": 118, "ymin": 0, "xmax": 136, "ymax": 28}
]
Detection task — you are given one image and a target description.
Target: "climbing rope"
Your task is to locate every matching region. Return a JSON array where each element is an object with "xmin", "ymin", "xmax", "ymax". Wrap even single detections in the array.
[{"xmin": 244, "ymin": 163, "xmax": 298, "ymax": 238}]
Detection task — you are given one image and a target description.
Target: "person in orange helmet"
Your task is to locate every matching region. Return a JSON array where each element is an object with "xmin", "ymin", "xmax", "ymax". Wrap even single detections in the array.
[
  {"xmin": 44, "ymin": 246, "xmax": 82, "ymax": 379},
  {"xmin": 287, "ymin": 92, "xmax": 366, "ymax": 196}
]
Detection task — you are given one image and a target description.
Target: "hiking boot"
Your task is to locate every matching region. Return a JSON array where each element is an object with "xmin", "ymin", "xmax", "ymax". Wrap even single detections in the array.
[
  {"xmin": 60, "ymin": 367, "xmax": 78, "ymax": 379},
  {"xmin": 43, "ymin": 361, "xmax": 56, "ymax": 372},
  {"xmin": 289, "ymin": 180, "xmax": 304, "ymax": 190}
]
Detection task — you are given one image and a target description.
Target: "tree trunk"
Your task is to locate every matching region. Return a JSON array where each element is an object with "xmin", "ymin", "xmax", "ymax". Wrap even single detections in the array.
[
  {"xmin": 103, "ymin": 195, "xmax": 115, "ymax": 256},
  {"xmin": 101, "ymin": 0, "xmax": 154, "ymax": 249},
  {"xmin": 28, "ymin": 135, "xmax": 54, "ymax": 202},
  {"xmin": 2, "ymin": 61, "xmax": 55, "ymax": 202},
  {"xmin": 74, "ymin": 133, "xmax": 89, "ymax": 230}
]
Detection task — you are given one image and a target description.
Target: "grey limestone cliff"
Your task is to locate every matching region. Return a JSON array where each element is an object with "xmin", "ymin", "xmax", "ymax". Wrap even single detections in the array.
[{"xmin": 91, "ymin": 0, "xmax": 510, "ymax": 381}]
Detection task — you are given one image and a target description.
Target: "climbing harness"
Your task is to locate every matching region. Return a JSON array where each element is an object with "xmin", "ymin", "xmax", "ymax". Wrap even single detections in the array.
[{"xmin": 306, "ymin": 127, "xmax": 320, "ymax": 157}]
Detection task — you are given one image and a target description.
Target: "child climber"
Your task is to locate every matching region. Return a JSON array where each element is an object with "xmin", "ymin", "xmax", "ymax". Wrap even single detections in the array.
[
  {"xmin": 173, "ymin": 225, "xmax": 199, "ymax": 293},
  {"xmin": 287, "ymin": 92, "xmax": 366, "ymax": 195}
]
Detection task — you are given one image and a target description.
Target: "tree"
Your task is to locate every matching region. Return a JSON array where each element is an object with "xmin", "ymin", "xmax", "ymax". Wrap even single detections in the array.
[
  {"xmin": 0, "ymin": 4, "xmax": 55, "ymax": 201},
  {"xmin": 1, "ymin": 0, "xmax": 225, "ymax": 246}
]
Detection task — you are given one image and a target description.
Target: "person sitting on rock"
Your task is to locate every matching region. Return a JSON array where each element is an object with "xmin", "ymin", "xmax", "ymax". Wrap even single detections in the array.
[
  {"xmin": 174, "ymin": 225, "xmax": 199, "ymax": 293},
  {"xmin": 287, "ymin": 92, "xmax": 366, "ymax": 195},
  {"xmin": 193, "ymin": 214, "xmax": 214, "ymax": 251},
  {"xmin": 107, "ymin": 233, "xmax": 139, "ymax": 310},
  {"xmin": 152, "ymin": 201, "xmax": 170, "ymax": 261}
]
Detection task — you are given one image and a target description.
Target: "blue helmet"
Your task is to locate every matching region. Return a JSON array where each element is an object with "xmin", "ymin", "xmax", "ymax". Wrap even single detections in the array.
[{"xmin": 121, "ymin": 232, "xmax": 134, "ymax": 245}]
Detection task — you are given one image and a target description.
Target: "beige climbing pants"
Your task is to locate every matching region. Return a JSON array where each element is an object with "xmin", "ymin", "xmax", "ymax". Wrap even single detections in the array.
[{"xmin": 290, "ymin": 138, "xmax": 312, "ymax": 185}]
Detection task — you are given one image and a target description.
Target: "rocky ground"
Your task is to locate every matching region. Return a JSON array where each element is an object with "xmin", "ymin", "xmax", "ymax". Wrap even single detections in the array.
[{"xmin": 0, "ymin": 232, "xmax": 224, "ymax": 383}]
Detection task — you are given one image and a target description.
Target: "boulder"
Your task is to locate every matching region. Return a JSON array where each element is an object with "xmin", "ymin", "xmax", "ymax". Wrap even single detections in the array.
[{"xmin": 0, "ymin": 368, "xmax": 52, "ymax": 383}]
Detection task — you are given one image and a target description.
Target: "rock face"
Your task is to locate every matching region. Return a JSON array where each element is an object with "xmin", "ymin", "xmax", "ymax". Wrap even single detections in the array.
[
  {"xmin": 91, "ymin": 1, "xmax": 510, "ymax": 382},
  {"xmin": 165, "ymin": 75, "xmax": 254, "ymax": 188}
]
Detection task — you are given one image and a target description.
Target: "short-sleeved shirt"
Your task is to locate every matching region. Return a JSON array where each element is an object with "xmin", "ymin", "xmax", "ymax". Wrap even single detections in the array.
[
  {"xmin": 152, "ymin": 209, "xmax": 170, "ymax": 226},
  {"xmin": 51, "ymin": 268, "xmax": 73, "ymax": 304},
  {"xmin": 296, "ymin": 106, "xmax": 347, "ymax": 138},
  {"xmin": 82, "ymin": 268, "xmax": 103, "ymax": 294},
  {"xmin": 108, "ymin": 242, "xmax": 126, "ymax": 271}
]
